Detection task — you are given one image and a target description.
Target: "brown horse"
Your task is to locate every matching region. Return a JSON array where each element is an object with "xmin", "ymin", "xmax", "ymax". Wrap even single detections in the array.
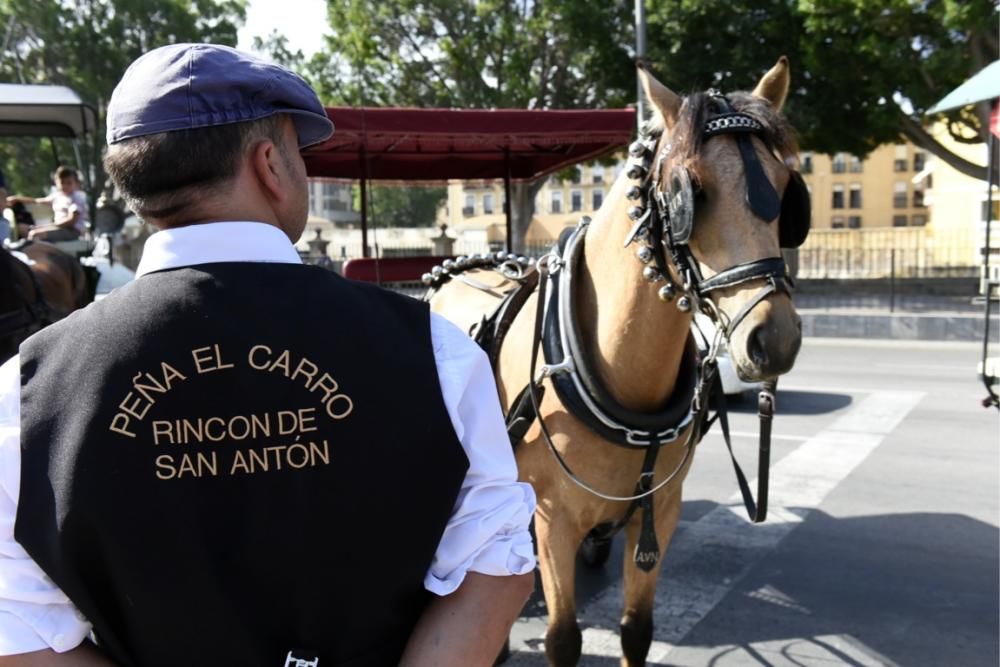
[
  {"xmin": 0, "ymin": 241, "xmax": 89, "ymax": 363},
  {"xmin": 430, "ymin": 58, "xmax": 807, "ymax": 666}
]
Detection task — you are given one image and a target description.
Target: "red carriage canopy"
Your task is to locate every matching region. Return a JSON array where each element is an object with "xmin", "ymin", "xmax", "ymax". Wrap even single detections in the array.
[
  {"xmin": 302, "ymin": 106, "xmax": 636, "ymax": 257},
  {"xmin": 303, "ymin": 107, "xmax": 636, "ymax": 182}
]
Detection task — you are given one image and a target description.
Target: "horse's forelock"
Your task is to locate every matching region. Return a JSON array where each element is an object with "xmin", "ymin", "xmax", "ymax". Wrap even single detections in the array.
[{"xmin": 667, "ymin": 90, "xmax": 798, "ymax": 171}]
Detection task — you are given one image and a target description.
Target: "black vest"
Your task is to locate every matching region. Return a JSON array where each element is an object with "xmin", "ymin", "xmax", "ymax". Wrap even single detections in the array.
[{"xmin": 17, "ymin": 263, "xmax": 469, "ymax": 667}]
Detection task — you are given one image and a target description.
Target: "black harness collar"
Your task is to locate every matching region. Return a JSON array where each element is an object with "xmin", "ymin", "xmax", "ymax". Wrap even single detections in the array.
[{"xmin": 540, "ymin": 220, "xmax": 698, "ymax": 448}]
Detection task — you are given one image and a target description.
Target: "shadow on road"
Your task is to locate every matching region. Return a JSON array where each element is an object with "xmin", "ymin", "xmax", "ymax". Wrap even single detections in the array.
[
  {"xmin": 727, "ymin": 389, "xmax": 853, "ymax": 415},
  {"xmin": 510, "ymin": 509, "xmax": 999, "ymax": 667}
]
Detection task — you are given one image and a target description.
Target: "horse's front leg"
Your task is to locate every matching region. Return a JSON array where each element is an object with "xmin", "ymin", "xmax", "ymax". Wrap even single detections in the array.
[
  {"xmin": 535, "ymin": 510, "xmax": 586, "ymax": 666},
  {"xmin": 620, "ymin": 490, "xmax": 683, "ymax": 667}
]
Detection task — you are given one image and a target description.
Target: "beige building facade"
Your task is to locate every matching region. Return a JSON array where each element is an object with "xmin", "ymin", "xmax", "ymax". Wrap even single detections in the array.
[
  {"xmin": 440, "ymin": 162, "xmax": 622, "ymax": 250},
  {"xmin": 800, "ymin": 143, "xmax": 930, "ymax": 231}
]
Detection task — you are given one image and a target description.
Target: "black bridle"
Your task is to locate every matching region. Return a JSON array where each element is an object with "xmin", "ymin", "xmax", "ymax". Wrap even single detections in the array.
[{"xmin": 623, "ymin": 91, "xmax": 795, "ymax": 339}]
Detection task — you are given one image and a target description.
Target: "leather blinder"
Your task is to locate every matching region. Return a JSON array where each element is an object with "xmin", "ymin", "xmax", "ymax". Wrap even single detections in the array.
[{"xmin": 779, "ymin": 170, "xmax": 811, "ymax": 248}]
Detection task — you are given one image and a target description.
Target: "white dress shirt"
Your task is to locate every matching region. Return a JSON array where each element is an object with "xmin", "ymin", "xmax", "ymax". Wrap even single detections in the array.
[{"xmin": 0, "ymin": 221, "xmax": 536, "ymax": 655}]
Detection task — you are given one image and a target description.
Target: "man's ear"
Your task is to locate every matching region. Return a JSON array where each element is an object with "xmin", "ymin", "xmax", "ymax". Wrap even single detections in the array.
[{"xmin": 249, "ymin": 138, "xmax": 286, "ymax": 202}]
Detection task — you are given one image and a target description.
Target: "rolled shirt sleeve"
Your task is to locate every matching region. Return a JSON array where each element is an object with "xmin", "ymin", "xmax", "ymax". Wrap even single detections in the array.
[
  {"xmin": 425, "ymin": 313, "xmax": 537, "ymax": 595},
  {"xmin": 0, "ymin": 355, "xmax": 91, "ymax": 655}
]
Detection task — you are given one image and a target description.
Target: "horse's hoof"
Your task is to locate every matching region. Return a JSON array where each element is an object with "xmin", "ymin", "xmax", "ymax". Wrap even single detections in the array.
[{"xmin": 580, "ymin": 534, "xmax": 612, "ymax": 568}]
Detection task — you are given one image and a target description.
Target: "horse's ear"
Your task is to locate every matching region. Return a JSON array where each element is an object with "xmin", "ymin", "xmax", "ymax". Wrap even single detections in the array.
[
  {"xmin": 638, "ymin": 64, "xmax": 681, "ymax": 129},
  {"xmin": 752, "ymin": 56, "xmax": 791, "ymax": 112}
]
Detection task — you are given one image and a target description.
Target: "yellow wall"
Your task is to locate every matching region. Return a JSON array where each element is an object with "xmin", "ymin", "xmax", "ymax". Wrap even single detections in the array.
[{"xmin": 801, "ymin": 143, "xmax": 929, "ymax": 230}]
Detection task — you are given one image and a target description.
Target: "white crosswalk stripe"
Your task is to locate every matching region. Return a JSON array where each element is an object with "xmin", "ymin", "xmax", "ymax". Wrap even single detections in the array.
[{"xmin": 506, "ymin": 390, "xmax": 925, "ymax": 665}]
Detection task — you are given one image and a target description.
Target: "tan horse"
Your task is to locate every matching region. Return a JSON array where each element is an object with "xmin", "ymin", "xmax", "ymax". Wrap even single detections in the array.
[
  {"xmin": 431, "ymin": 58, "xmax": 806, "ymax": 666},
  {"xmin": 0, "ymin": 241, "xmax": 89, "ymax": 363}
]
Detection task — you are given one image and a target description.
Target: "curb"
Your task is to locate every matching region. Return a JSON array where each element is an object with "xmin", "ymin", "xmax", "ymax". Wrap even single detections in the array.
[{"xmin": 799, "ymin": 311, "xmax": 1000, "ymax": 343}]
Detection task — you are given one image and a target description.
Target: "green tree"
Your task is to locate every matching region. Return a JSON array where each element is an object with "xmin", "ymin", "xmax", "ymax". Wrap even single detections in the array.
[
  {"xmin": 644, "ymin": 0, "xmax": 998, "ymax": 179},
  {"xmin": 0, "ymin": 0, "xmax": 246, "ymax": 199},
  {"xmin": 357, "ymin": 184, "xmax": 448, "ymax": 229}
]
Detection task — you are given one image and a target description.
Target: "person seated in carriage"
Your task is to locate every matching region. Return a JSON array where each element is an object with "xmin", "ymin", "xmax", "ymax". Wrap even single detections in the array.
[{"xmin": 6, "ymin": 165, "xmax": 89, "ymax": 242}]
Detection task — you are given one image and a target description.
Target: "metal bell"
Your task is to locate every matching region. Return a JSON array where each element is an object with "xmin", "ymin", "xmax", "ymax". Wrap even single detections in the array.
[
  {"xmin": 431, "ymin": 265, "xmax": 443, "ymax": 277},
  {"xmin": 642, "ymin": 266, "xmax": 661, "ymax": 283},
  {"xmin": 421, "ymin": 273, "xmax": 434, "ymax": 285},
  {"xmin": 442, "ymin": 259, "xmax": 455, "ymax": 270},
  {"xmin": 517, "ymin": 255, "xmax": 529, "ymax": 266},
  {"xmin": 626, "ymin": 163, "xmax": 647, "ymax": 180},
  {"xmin": 496, "ymin": 251, "xmax": 507, "ymax": 261},
  {"xmin": 628, "ymin": 140, "xmax": 647, "ymax": 157},
  {"xmin": 625, "ymin": 186, "xmax": 642, "ymax": 200},
  {"xmin": 627, "ymin": 206, "xmax": 645, "ymax": 221},
  {"xmin": 636, "ymin": 246, "xmax": 653, "ymax": 264},
  {"xmin": 657, "ymin": 283, "xmax": 676, "ymax": 302},
  {"xmin": 676, "ymin": 295, "xmax": 692, "ymax": 312},
  {"xmin": 473, "ymin": 253, "xmax": 485, "ymax": 261},
  {"xmin": 456, "ymin": 255, "xmax": 468, "ymax": 263}
]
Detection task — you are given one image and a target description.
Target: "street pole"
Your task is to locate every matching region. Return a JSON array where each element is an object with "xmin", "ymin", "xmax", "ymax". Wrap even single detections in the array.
[{"xmin": 635, "ymin": 0, "xmax": 646, "ymax": 132}]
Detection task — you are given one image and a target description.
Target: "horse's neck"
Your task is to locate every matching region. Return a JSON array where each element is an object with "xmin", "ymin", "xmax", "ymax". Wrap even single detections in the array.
[{"xmin": 576, "ymin": 174, "xmax": 693, "ymax": 411}]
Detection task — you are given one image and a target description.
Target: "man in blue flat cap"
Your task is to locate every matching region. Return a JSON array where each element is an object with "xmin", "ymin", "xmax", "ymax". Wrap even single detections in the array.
[{"xmin": 0, "ymin": 44, "xmax": 535, "ymax": 666}]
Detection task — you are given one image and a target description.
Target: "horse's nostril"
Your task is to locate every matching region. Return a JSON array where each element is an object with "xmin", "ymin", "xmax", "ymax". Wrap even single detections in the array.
[{"xmin": 748, "ymin": 326, "xmax": 769, "ymax": 367}]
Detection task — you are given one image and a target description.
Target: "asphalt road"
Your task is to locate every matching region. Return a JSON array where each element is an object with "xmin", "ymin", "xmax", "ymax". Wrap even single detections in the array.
[{"xmin": 506, "ymin": 338, "xmax": 999, "ymax": 666}]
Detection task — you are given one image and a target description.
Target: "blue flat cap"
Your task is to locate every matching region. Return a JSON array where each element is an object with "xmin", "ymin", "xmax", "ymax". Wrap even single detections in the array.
[{"xmin": 107, "ymin": 43, "xmax": 334, "ymax": 148}]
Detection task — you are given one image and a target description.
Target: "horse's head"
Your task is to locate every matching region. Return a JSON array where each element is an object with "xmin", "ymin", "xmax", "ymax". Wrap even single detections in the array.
[{"xmin": 637, "ymin": 58, "xmax": 808, "ymax": 381}]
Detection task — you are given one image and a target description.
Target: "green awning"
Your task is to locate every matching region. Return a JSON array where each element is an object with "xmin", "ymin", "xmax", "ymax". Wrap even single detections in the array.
[{"xmin": 927, "ymin": 60, "xmax": 1000, "ymax": 114}]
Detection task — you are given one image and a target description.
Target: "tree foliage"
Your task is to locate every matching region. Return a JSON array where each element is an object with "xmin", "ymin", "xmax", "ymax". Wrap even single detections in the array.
[
  {"xmin": 356, "ymin": 184, "xmax": 448, "ymax": 228},
  {"xmin": 312, "ymin": 0, "xmax": 635, "ymax": 109},
  {"xmin": 0, "ymin": 0, "xmax": 246, "ymax": 197},
  {"xmin": 644, "ymin": 0, "xmax": 998, "ymax": 177}
]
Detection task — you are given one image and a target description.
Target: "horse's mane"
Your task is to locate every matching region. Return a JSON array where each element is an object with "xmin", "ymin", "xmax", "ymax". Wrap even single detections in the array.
[{"xmin": 666, "ymin": 91, "xmax": 799, "ymax": 169}]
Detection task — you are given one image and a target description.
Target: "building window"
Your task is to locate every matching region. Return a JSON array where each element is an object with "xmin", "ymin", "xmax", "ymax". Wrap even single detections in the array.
[
  {"xmin": 912, "ymin": 214, "xmax": 927, "ymax": 226},
  {"xmin": 483, "ymin": 193, "xmax": 494, "ymax": 215},
  {"xmin": 913, "ymin": 152, "xmax": 926, "ymax": 172},
  {"xmin": 800, "ymin": 153, "xmax": 813, "ymax": 174},
  {"xmin": 571, "ymin": 167, "xmax": 582, "ymax": 184},
  {"xmin": 913, "ymin": 189, "xmax": 925, "ymax": 207},
  {"xmin": 592, "ymin": 189, "xmax": 604, "ymax": 210},
  {"xmin": 893, "ymin": 144, "xmax": 908, "ymax": 172},
  {"xmin": 832, "ymin": 153, "xmax": 846, "ymax": 174},
  {"xmin": 849, "ymin": 184, "xmax": 862, "ymax": 208},
  {"xmin": 463, "ymin": 193, "xmax": 476, "ymax": 217},
  {"xmin": 848, "ymin": 155, "xmax": 863, "ymax": 173},
  {"xmin": 893, "ymin": 215, "xmax": 908, "ymax": 227},
  {"xmin": 893, "ymin": 182, "xmax": 907, "ymax": 208},
  {"xmin": 983, "ymin": 200, "xmax": 1000, "ymax": 221},
  {"xmin": 848, "ymin": 215, "xmax": 862, "ymax": 228},
  {"xmin": 831, "ymin": 216, "xmax": 845, "ymax": 229},
  {"xmin": 592, "ymin": 166, "xmax": 604, "ymax": 184},
  {"xmin": 831, "ymin": 184, "xmax": 844, "ymax": 209},
  {"xmin": 550, "ymin": 190, "xmax": 563, "ymax": 214},
  {"xmin": 571, "ymin": 190, "xmax": 583, "ymax": 212}
]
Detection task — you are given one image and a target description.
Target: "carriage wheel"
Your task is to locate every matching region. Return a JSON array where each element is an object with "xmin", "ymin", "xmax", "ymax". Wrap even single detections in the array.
[{"xmin": 579, "ymin": 533, "xmax": 612, "ymax": 568}]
